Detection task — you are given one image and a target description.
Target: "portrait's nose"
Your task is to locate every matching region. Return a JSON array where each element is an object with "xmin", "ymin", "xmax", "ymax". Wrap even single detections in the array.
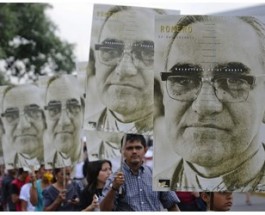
[
  {"xmin": 58, "ymin": 108, "xmax": 71, "ymax": 126},
  {"xmin": 17, "ymin": 114, "xmax": 31, "ymax": 130},
  {"xmin": 192, "ymin": 81, "xmax": 223, "ymax": 115},
  {"xmin": 114, "ymin": 52, "xmax": 138, "ymax": 76}
]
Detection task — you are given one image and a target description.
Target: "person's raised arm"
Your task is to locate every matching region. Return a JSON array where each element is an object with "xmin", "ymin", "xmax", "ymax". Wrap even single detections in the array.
[
  {"xmin": 20, "ymin": 199, "xmax": 27, "ymax": 211},
  {"xmin": 29, "ymin": 178, "xmax": 38, "ymax": 206},
  {"xmin": 100, "ymin": 172, "xmax": 124, "ymax": 211},
  {"xmin": 82, "ymin": 194, "xmax": 99, "ymax": 211},
  {"xmin": 43, "ymin": 189, "xmax": 66, "ymax": 211}
]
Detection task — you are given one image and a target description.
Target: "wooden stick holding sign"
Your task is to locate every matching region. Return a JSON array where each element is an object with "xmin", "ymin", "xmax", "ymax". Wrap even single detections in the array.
[{"xmin": 119, "ymin": 133, "xmax": 127, "ymax": 195}]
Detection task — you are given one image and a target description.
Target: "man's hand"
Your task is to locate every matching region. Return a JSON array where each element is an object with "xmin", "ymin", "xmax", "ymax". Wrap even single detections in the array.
[{"xmin": 112, "ymin": 172, "xmax": 125, "ymax": 190}]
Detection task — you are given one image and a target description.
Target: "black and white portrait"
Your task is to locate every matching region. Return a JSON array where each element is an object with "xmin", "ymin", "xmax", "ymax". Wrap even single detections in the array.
[
  {"xmin": 1, "ymin": 84, "xmax": 45, "ymax": 170},
  {"xmin": 83, "ymin": 4, "xmax": 174, "ymax": 135},
  {"xmin": 153, "ymin": 15, "xmax": 265, "ymax": 192},
  {"xmin": 42, "ymin": 74, "xmax": 84, "ymax": 168}
]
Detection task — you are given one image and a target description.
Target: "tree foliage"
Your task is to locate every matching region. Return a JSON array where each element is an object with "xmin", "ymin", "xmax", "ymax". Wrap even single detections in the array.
[{"xmin": 0, "ymin": 3, "xmax": 76, "ymax": 84}]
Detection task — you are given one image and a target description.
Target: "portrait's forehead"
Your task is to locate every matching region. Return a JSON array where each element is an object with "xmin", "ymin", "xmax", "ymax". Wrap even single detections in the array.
[
  {"xmin": 46, "ymin": 76, "xmax": 81, "ymax": 102},
  {"xmin": 167, "ymin": 17, "xmax": 263, "ymax": 75},
  {"xmin": 100, "ymin": 9, "xmax": 155, "ymax": 43},
  {"xmin": 3, "ymin": 85, "xmax": 44, "ymax": 109}
]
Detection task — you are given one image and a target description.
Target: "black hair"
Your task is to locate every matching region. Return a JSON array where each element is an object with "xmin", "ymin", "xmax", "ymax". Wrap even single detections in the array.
[
  {"xmin": 83, "ymin": 159, "xmax": 112, "ymax": 204},
  {"xmin": 17, "ymin": 168, "xmax": 25, "ymax": 175},
  {"xmin": 121, "ymin": 133, "xmax": 147, "ymax": 148},
  {"xmin": 51, "ymin": 167, "xmax": 62, "ymax": 183},
  {"xmin": 82, "ymin": 157, "xmax": 89, "ymax": 178}
]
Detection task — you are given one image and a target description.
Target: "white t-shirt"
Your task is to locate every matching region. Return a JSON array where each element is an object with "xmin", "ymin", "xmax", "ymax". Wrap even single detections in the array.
[{"xmin": 19, "ymin": 183, "xmax": 36, "ymax": 211}]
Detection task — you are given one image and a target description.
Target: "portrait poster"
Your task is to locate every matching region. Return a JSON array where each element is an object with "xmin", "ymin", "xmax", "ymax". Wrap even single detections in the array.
[
  {"xmin": 0, "ymin": 84, "xmax": 45, "ymax": 170},
  {"xmin": 152, "ymin": 15, "xmax": 265, "ymax": 192},
  {"xmin": 83, "ymin": 4, "xmax": 179, "ymax": 135},
  {"xmin": 39, "ymin": 74, "xmax": 84, "ymax": 169}
]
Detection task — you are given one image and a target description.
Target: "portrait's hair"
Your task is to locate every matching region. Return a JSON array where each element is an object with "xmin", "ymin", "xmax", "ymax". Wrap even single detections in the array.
[
  {"xmin": 121, "ymin": 133, "xmax": 147, "ymax": 148},
  {"xmin": 86, "ymin": 48, "xmax": 96, "ymax": 78},
  {"xmin": 1, "ymin": 84, "xmax": 46, "ymax": 130},
  {"xmin": 165, "ymin": 15, "xmax": 265, "ymax": 72},
  {"xmin": 154, "ymin": 78, "xmax": 164, "ymax": 118},
  {"xmin": 0, "ymin": 117, "xmax": 4, "ymax": 134},
  {"xmin": 1, "ymin": 84, "xmax": 16, "ymax": 112},
  {"xmin": 45, "ymin": 75, "xmax": 85, "ymax": 109},
  {"xmin": 83, "ymin": 159, "xmax": 112, "ymax": 194},
  {"xmin": 98, "ymin": 6, "xmax": 166, "ymax": 42}
]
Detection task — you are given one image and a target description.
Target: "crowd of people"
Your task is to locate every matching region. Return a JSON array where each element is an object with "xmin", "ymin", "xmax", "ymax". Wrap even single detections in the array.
[
  {"xmin": 0, "ymin": 133, "xmax": 236, "ymax": 212},
  {"xmin": 0, "ymin": 2, "xmax": 264, "ymax": 212}
]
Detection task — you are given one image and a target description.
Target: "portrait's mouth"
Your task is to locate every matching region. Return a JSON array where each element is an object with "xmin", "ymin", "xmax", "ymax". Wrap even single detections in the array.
[
  {"xmin": 108, "ymin": 81, "xmax": 141, "ymax": 90},
  {"xmin": 185, "ymin": 123, "xmax": 229, "ymax": 131},
  {"xmin": 15, "ymin": 134, "xmax": 36, "ymax": 138},
  {"xmin": 55, "ymin": 131, "xmax": 73, "ymax": 135}
]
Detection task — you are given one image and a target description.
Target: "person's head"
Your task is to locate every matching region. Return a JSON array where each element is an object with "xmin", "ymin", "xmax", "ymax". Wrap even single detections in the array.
[
  {"xmin": 36, "ymin": 164, "xmax": 45, "ymax": 179},
  {"xmin": 44, "ymin": 75, "xmax": 84, "ymax": 161},
  {"xmin": 85, "ymin": 159, "xmax": 112, "ymax": 191},
  {"xmin": 52, "ymin": 166, "xmax": 71, "ymax": 185},
  {"xmin": 7, "ymin": 168, "xmax": 17, "ymax": 177},
  {"xmin": 94, "ymin": 6, "xmax": 164, "ymax": 121},
  {"xmin": 200, "ymin": 192, "xmax": 233, "ymax": 211},
  {"xmin": 36, "ymin": 164, "xmax": 52, "ymax": 183},
  {"xmin": 17, "ymin": 168, "xmax": 29, "ymax": 181},
  {"xmin": 161, "ymin": 16, "xmax": 265, "ymax": 171},
  {"xmin": 121, "ymin": 133, "xmax": 147, "ymax": 167},
  {"xmin": 1, "ymin": 84, "xmax": 45, "ymax": 159}
]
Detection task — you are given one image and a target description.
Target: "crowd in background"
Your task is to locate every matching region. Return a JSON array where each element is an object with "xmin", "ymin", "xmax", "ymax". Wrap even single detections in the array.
[{"xmin": 0, "ymin": 133, "xmax": 236, "ymax": 212}]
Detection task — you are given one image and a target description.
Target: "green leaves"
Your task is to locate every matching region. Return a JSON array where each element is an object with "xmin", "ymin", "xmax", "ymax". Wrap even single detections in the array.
[{"xmin": 0, "ymin": 3, "xmax": 76, "ymax": 84}]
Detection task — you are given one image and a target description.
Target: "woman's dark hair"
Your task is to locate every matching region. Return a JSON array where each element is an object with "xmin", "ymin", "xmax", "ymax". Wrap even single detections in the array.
[
  {"xmin": 82, "ymin": 157, "xmax": 89, "ymax": 179},
  {"xmin": 83, "ymin": 160, "xmax": 112, "ymax": 196},
  {"xmin": 51, "ymin": 168, "xmax": 62, "ymax": 183}
]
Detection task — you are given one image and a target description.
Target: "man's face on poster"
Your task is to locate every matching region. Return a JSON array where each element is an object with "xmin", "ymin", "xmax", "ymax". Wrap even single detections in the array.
[
  {"xmin": 45, "ymin": 76, "xmax": 83, "ymax": 158},
  {"xmin": 163, "ymin": 18, "xmax": 265, "ymax": 167},
  {"xmin": 2, "ymin": 85, "xmax": 45, "ymax": 157},
  {"xmin": 95, "ymin": 9, "xmax": 154, "ymax": 117}
]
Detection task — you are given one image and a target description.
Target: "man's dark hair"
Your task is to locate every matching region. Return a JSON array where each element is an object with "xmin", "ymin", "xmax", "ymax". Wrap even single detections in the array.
[
  {"xmin": 121, "ymin": 133, "xmax": 147, "ymax": 148},
  {"xmin": 17, "ymin": 168, "xmax": 26, "ymax": 175}
]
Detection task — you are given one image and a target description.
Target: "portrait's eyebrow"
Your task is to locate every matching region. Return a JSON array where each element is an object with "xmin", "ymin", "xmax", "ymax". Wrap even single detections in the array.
[
  {"xmin": 213, "ymin": 62, "xmax": 251, "ymax": 76},
  {"xmin": 4, "ymin": 107, "xmax": 18, "ymax": 112},
  {"xmin": 67, "ymin": 98, "xmax": 79, "ymax": 103},
  {"xmin": 169, "ymin": 63, "xmax": 203, "ymax": 76},
  {"xmin": 26, "ymin": 104, "xmax": 40, "ymax": 109},
  {"xmin": 47, "ymin": 100, "xmax": 61, "ymax": 105}
]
